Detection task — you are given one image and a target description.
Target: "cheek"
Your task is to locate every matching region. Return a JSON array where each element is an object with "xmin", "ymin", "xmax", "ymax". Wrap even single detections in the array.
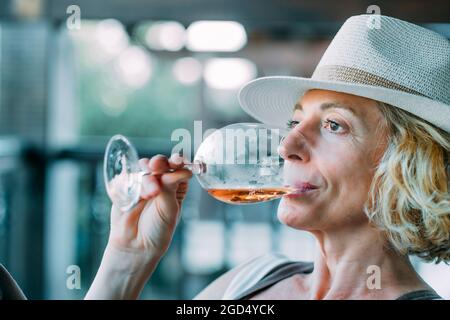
[
  {"xmin": 327, "ymin": 160, "xmax": 375, "ymax": 219},
  {"xmin": 320, "ymin": 145, "xmax": 372, "ymax": 185},
  {"xmin": 277, "ymin": 142, "xmax": 376, "ymax": 229},
  {"xmin": 316, "ymin": 145, "xmax": 375, "ymax": 212}
]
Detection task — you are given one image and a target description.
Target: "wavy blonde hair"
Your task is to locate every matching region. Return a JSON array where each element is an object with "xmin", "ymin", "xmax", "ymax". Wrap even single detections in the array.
[{"xmin": 366, "ymin": 102, "xmax": 450, "ymax": 263}]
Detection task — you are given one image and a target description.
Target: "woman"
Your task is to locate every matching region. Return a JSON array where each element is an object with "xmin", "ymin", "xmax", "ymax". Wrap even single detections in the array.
[
  {"xmin": 1, "ymin": 14, "xmax": 448, "ymax": 300},
  {"xmin": 84, "ymin": 14, "xmax": 449, "ymax": 300}
]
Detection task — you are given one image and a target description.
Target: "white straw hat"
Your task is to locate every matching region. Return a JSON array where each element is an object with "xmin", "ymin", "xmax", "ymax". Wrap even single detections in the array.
[{"xmin": 238, "ymin": 14, "xmax": 450, "ymax": 133}]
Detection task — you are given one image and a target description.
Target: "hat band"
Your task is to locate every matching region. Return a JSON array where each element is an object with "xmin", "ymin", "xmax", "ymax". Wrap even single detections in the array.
[{"xmin": 312, "ymin": 65, "xmax": 429, "ymax": 99}]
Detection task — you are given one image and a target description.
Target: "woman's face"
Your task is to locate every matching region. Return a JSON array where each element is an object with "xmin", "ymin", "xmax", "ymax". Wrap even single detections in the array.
[{"xmin": 277, "ymin": 89, "xmax": 388, "ymax": 232}]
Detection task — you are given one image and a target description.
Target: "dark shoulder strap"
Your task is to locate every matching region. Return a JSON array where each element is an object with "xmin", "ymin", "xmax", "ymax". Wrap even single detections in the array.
[
  {"xmin": 396, "ymin": 289, "xmax": 443, "ymax": 300},
  {"xmin": 236, "ymin": 261, "xmax": 314, "ymax": 300},
  {"xmin": 0, "ymin": 264, "xmax": 27, "ymax": 300}
]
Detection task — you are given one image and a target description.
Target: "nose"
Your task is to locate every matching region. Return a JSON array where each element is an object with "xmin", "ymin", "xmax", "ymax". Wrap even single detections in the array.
[{"xmin": 278, "ymin": 129, "xmax": 310, "ymax": 162}]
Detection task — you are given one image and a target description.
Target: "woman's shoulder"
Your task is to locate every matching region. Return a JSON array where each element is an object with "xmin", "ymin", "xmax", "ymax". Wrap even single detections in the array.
[{"xmin": 194, "ymin": 253, "xmax": 307, "ymax": 300}]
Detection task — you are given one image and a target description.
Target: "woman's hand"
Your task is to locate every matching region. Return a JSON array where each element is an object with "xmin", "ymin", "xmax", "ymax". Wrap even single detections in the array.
[
  {"xmin": 85, "ymin": 154, "xmax": 192, "ymax": 300},
  {"xmin": 108, "ymin": 154, "xmax": 193, "ymax": 257}
]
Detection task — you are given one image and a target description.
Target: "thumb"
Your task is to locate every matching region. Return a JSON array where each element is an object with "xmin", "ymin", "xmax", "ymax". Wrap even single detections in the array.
[{"xmin": 160, "ymin": 169, "xmax": 193, "ymax": 192}]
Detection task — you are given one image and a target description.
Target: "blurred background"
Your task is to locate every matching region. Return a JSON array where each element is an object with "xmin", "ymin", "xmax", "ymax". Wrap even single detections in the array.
[{"xmin": 0, "ymin": 0, "xmax": 449, "ymax": 299}]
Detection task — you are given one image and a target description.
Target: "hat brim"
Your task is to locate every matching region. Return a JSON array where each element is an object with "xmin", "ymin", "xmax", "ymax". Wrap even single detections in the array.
[{"xmin": 238, "ymin": 76, "xmax": 450, "ymax": 133}]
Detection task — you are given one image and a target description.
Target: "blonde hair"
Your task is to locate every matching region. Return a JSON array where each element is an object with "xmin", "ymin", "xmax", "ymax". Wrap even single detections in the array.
[{"xmin": 366, "ymin": 102, "xmax": 450, "ymax": 263}]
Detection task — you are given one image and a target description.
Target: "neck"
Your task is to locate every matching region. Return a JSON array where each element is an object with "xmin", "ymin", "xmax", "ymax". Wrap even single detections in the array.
[{"xmin": 307, "ymin": 223, "xmax": 429, "ymax": 300}]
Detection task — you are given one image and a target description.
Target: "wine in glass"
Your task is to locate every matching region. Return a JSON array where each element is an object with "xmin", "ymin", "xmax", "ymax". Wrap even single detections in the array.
[{"xmin": 103, "ymin": 123, "xmax": 294, "ymax": 211}]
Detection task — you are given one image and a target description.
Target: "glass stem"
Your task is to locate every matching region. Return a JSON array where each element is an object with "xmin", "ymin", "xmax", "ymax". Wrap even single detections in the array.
[{"xmin": 140, "ymin": 160, "xmax": 206, "ymax": 176}]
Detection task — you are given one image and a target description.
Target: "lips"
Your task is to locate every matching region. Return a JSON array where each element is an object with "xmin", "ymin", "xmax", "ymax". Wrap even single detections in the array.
[
  {"xmin": 295, "ymin": 182, "xmax": 319, "ymax": 191},
  {"xmin": 285, "ymin": 182, "xmax": 319, "ymax": 197}
]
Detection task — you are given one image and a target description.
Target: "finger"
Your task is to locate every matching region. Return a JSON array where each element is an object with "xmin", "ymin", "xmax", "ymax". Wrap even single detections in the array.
[
  {"xmin": 168, "ymin": 154, "xmax": 186, "ymax": 170},
  {"xmin": 160, "ymin": 169, "xmax": 193, "ymax": 191},
  {"xmin": 176, "ymin": 181, "xmax": 188, "ymax": 193},
  {"xmin": 176, "ymin": 182, "xmax": 189, "ymax": 198},
  {"xmin": 110, "ymin": 198, "xmax": 146, "ymax": 230},
  {"xmin": 140, "ymin": 174, "xmax": 162, "ymax": 200},
  {"xmin": 139, "ymin": 158, "xmax": 150, "ymax": 171},
  {"xmin": 176, "ymin": 185, "xmax": 188, "ymax": 202},
  {"xmin": 148, "ymin": 154, "xmax": 170, "ymax": 174},
  {"xmin": 125, "ymin": 198, "xmax": 147, "ymax": 225},
  {"xmin": 176, "ymin": 194, "xmax": 187, "ymax": 205}
]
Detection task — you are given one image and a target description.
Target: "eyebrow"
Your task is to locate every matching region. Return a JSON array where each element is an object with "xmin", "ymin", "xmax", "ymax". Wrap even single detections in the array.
[{"xmin": 294, "ymin": 102, "xmax": 357, "ymax": 116}]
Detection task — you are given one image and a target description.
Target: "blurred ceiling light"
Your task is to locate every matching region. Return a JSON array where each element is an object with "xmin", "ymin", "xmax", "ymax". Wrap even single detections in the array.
[
  {"xmin": 145, "ymin": 21, "xmax": 185, "ymax": 51},
  {"xmin": 95, "ymin": 19, "xmax": 129, "ymax": 55},
  {"xmin": 172, "ymin": 57, "xmax": 202, "ymax": 85},
  {"xmin": 186, "ymin": 21, "xmax": 247, "ymax": 52},
  {"xmin": 204, "ymin": 58, "xmax": 256, "ymax": 90},
  {"xmin": 116, "ymin": 46, "xmax": 153, "ymax": 89}
]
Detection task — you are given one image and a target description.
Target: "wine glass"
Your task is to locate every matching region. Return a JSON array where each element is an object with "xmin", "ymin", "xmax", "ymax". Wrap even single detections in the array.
[
  {"xmin": 103, "ymin": 123, "xmax": 293, "ymax": 211},
  {"xmin": 193, "ymin": 123, "xmax": 293, "ymax": 204},
  {"xmin": 103, "ymin": 134, "xmax": 205, "ymax": 212}
]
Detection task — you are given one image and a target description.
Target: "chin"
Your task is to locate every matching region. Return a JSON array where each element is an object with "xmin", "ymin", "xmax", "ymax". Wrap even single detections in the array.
[{"xmin": 277, "ymin": 197, "xmax": 319, "ymax": 230}]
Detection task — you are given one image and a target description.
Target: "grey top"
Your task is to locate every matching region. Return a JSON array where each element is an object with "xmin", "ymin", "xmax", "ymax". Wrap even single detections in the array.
[{"xmin": 234, "ymin": 261, "xmax": 443, "ymax": 300}]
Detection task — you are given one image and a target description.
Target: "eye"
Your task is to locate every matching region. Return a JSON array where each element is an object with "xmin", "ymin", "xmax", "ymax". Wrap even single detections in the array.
[
  {"xmin": 286, "ymin": 120, "xmax": 300, "ymax": 129},
  {"xmin": 323, "ymin": 119, "xmax": 345, "ymax": 133}
]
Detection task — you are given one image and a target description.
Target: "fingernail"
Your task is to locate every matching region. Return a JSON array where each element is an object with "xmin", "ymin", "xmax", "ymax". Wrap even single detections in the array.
[{"xmin": 170, "ymin": 153, "xmax": 184, "ymax": 165}]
